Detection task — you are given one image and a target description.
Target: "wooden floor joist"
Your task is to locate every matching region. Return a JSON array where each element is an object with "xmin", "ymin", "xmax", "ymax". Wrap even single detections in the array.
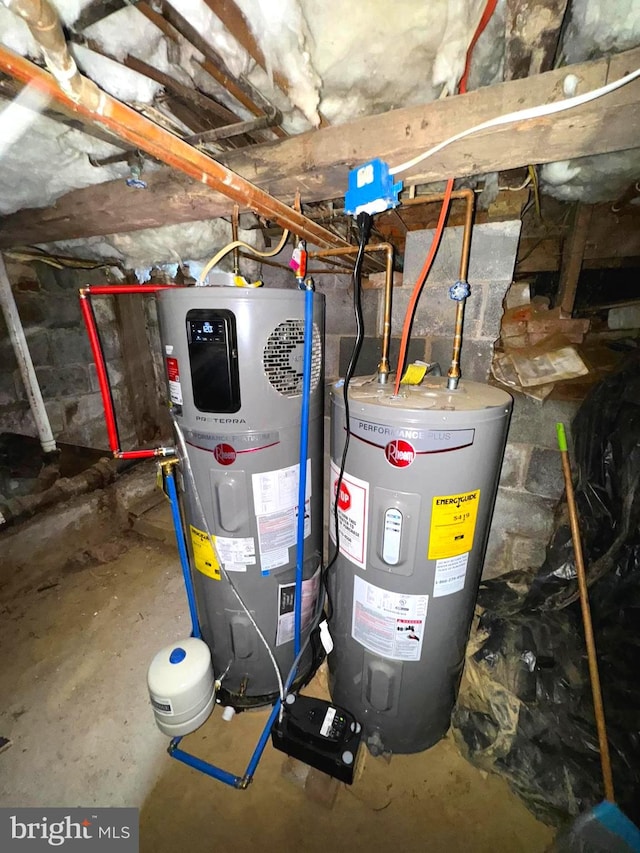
[{"xmin": 0, "ymin": 47, "xmax": 638, "ymax": 248}]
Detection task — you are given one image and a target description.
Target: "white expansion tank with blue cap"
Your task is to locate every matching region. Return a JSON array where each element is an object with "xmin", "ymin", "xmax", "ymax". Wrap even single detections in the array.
[{"xmin": 147, "ymin": 638, "xmax": 215, "ymax": 736}]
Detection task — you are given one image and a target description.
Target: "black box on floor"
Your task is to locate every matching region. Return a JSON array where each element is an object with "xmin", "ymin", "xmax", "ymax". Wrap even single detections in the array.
[{"xmin": 271, "ymin": 694, "xmax": 362, "ymax": 785}]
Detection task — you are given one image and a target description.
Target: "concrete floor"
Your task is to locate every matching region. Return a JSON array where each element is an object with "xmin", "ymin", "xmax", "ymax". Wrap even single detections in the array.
[{"xmin": 0, "ymin": 521, "xmax": 554, "ymax": 852}]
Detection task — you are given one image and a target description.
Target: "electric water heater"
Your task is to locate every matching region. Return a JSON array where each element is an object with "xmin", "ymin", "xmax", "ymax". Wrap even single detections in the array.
[
  {"xmin": 328, "ymin": 375, "xmax": 512, "ymax": 754},
  {"xmin": 157, "ymin": 285, "xmax": 325, "ymax": 708}
]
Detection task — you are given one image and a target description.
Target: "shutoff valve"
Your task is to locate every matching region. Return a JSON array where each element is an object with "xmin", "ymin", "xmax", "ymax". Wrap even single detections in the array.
[{"xmin": 449, "ymin": 280, "xmax": 471, "ymax": 301}]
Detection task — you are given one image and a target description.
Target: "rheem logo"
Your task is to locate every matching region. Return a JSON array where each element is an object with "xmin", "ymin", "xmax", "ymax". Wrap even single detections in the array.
[
  {"xmin": 385, "ymin": 439, "xmax": 415, "ymax": 468},
  {"xmin": 213, "ymin": 443, "xmax": 236, "ymax": 465}
]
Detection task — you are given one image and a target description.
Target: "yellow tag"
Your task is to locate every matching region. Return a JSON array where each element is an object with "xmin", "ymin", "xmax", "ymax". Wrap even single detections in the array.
[
  {"xmin": 428, "ymin": 490, "xmax": 480, "ymax": 560},
  {"xmin": 233, "ymin": 275, "xmax": 263, "ymax": 288},
  {"xmin": 189, "ymin": 525, "xmax": 221, "ymax": 580},
  {"xmin": 401, "ymin": 362, "xmax": 428, "ymax": 385}
]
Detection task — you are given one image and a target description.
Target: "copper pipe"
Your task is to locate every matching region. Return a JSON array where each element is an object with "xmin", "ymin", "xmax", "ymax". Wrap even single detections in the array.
[
  {"xmin": 238, "ymin": 252, "xmax": 344, "ymax": 275},
  {"xmin": 0, "ymin": 46, "xmax": 348, "ymax": 249},
  {"xmin": 6, "ymin": 0, "xmax": 101, "ymax": 107},
  {"xmin": 557, "ymin": 423, "xmax": 615, "ymax": 803},
  {"xmin": 310, "ymin": 243, "xmax": 394, "ymax": 382},
  {"xmin": 232, "ymin": 205, "xmax": 240, "ymax": 276},
  {"xmin": 402, "ymin": 188, "xmax": 475, "ymax": 388}
]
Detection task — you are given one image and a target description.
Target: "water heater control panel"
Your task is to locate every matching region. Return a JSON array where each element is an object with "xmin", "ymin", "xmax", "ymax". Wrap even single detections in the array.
[
  {"xmin": 382, "ymin": 508, "xmax": 403, "ymax": 565},
  {"xmin": 186, "ymin": 309, "xmax": 240, "ymax": 413}
]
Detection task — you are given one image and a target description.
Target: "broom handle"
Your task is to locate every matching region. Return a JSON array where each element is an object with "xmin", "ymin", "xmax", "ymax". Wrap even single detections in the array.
[{"xmin": 556, "ymin": 423, "xmax": 615, "ymax": 802}]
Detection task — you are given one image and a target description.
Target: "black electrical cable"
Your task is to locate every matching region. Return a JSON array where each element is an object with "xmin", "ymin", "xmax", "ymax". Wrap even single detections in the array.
[{"xmin": 322, "ymin": 211, "xmax": 372, "ymax": 621}]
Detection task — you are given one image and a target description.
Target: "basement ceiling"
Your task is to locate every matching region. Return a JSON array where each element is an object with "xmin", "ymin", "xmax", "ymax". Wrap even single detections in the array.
[{"xmin": 0, "ymin": 0, "xmax": 639, "ymax": 269}]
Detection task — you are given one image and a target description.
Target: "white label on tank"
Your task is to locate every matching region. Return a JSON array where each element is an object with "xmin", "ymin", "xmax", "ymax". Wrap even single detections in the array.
[
  {"xmin": 261, "ymin": 547, "xmax": 289, "ymax": 573},
  {"xmin": 252, "ymin": 460, "xmax": 311, "ymax": 516},
  {"xmin": 275, "ymin": 568, "xmax": 321, "ymax": 646},
  {"xmin": 215, "ymin": 536, "xmax": 255, "ymax": 571},
  {"xmin": 433, "ymin": 553, "xmax": 469, "ymax": 597},
  {"xmin": 151, "ymin": 697, "xmax": 173, "ymax": 714},
  {"xmin": 320, "ymin": 706, "xmax": 336, "ymax": 738},
  {"xmin": 256, "ymin": 498, "xmax": 311, "ymax": 574},
  {"xmin": 253, "ymin": 462, "xmax": 311, "ymax": 573},
  {"xmin": 329, "ymin": 462, "xmax": 369, "ymax": 568},
  {"xmin": 351, "ymin": 575, "xmax": 428, "ymax": 662}
]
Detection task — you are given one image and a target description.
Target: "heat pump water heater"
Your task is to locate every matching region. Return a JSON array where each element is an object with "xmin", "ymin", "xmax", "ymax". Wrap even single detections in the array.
[
  {"xmin": 328, "ymin": 375, "xmax": 512, "ymax": 754},
  {"xmin": 157, "ymin": 285, "xmax": 325, "ymax": 708}
]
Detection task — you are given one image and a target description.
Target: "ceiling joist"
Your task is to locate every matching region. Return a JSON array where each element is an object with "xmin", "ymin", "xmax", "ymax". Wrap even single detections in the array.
[{"xmin": 0, "ymin": 47, "xmax": 638, "ymax": 248}]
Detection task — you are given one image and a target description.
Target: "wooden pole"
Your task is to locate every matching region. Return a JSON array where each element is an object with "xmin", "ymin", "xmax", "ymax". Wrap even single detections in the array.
[{"xmin": 556, "ymin": 422, "xmax": 615, "ymax": 802}]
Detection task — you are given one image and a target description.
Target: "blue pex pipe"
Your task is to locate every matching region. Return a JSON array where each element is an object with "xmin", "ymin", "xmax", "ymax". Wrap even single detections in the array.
[
  {"xmin": 245, "ymin": 700, "xmax": 282, "ymax": 780},
  {"xmin": 294, "ymin": 286, "xmax": 314, "ymax": 657},
  {"xmin": 165, "ymin": 465, "xmax": 280, "ymax": 788},
  {"xmin": 169, "ymin": 739, "xmax": 242, "ymax": 788},
  {"xmin": 165, "ymin": 467, "xmax": 201, "ymax": 640}
]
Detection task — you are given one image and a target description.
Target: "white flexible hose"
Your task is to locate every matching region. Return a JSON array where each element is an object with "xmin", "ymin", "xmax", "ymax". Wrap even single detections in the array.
[
  {"xmin": 172, "ymin": 417, "xmax": 285, "ymax": 705},
  {"xmin": 197, "ymin": 230, "xmax": 290, "ymax": 285},
  {"xmin": 389, "ymin": 67, "xmax": 640, "ymax": 176}
]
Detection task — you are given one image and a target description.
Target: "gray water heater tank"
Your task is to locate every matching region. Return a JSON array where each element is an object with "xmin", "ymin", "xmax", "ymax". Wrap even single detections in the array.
[
  {"xmin": 328, "ymin": 375, "xmax": 512, "ymax": 754},
  {"xmin": 156, "ymin": 284, "xmax": 325, "ymax": 708}
]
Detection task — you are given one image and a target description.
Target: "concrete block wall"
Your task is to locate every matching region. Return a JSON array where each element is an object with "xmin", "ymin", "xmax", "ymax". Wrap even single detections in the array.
[{"xmin": 0, "ymin": 261, "xmax": 135, "ymax": 450}]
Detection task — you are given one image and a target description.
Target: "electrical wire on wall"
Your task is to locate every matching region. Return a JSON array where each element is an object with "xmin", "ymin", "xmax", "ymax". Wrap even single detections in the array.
[{"xmin": 323, "ymin": 211, "xmax": 373, "ymax": 615}]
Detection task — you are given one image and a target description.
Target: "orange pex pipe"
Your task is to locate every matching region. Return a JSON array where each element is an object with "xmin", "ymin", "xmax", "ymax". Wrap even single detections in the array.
[{"xmin": 393, "ymin": 178, "xmax": 454, "ymax": 395}]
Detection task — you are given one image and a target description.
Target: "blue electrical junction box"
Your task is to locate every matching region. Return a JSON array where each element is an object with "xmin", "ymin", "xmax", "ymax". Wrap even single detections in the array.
[{"xmin": 344, "ymin": 158, "xmax": 403, "ymax": 217}]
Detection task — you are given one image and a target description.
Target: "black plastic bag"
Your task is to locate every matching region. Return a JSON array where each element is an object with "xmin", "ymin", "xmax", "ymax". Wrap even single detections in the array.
[{"xmin": 452, "ymin": 355, "xmax": 640, "ymax": 827}]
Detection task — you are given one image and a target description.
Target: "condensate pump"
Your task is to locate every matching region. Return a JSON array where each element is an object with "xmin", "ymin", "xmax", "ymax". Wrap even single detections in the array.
[
  {"xmin": 156, "ymin": 283, "xmax": 325, "ymax": 710},
  {"xmin": 328, "ymin": 374, "xmax": 512, "ymax": 754}
]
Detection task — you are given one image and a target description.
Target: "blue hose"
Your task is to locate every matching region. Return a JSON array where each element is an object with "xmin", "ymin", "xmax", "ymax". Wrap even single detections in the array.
[
  {"xmin": 245, "ymin": 700, "xmax": 282, "ymax": 779},
  {"xmin": 165, "ymin": 467, "xmax": 201, "ymax": 640},
  {"xmin": 294, "ymin": 285, "xmax": 314, "ymax": 657}
]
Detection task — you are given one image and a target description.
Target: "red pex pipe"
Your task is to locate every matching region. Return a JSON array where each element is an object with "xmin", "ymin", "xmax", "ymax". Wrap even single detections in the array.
[
  {"xmin": 79, "ymin": 291, "xmax": 120, "ymax": 453},
  {"xmin": 116, "ymin": 449, "xmax": 162, "ymax": 460}
]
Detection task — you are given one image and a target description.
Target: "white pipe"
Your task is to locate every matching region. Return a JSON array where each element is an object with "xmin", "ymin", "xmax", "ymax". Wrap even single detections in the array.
[{"xmin": 0, "ymin": 254, "xmax": 57, "ymax": 453}]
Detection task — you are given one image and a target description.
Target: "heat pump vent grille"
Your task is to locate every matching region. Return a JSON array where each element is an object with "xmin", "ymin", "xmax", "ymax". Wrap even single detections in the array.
[{"xmin": 263, "ymin": 319, "xmax": 322, "ymax": 397}]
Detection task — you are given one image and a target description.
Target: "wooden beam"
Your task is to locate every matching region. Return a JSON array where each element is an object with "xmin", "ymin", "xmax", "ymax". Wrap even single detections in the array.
[
  {"xmin": 136, "ymin": 1, "xmax": 285, "ymax": 139},
  {"xmin": 1, "ymin": 48, "xmax": 638, "ymax": 247},
  {"xmin": 202, "ymin": 0, "xmax": 289, "ymax": 97},
  {"xmin": 73, "ymin": 0, "xmax": 128, "ymax": 32},
  {"xmin": 504, "ymin": 0, "xmax": 568, "ymax": 80},
  {"xmin": 556, "ymin": 203, "xmax": 593, "ymax": 314}
]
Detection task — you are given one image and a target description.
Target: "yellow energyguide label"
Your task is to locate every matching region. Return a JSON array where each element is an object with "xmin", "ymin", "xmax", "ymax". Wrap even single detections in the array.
[
  {"xmin": 428, "ymin": 489, "xmax": 481, "ymax": 560},
  {"xmin": 189, "ymin": 525, "xmax": 221, "ymax": 580}
]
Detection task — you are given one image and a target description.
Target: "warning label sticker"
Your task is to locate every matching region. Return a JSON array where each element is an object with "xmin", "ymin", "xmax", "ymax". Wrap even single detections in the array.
[
  {"xmin": 189, "ymin": 525, "xmax": 220, "ymax": 580},
  {"xmin": 252, "ymin": 462, "xmax": 311, "ymax": 573},
  {"xmin": 433, "ymin": 552, "xmax": 469, "ymax": 597},
  {"xmin": 252, "ymin": 460, "xmax": 310, "ymax": 517},
  {"xmin": 428, "ymin": 489, "xmax": 480, "ymax": 560},
  {"xmin": 329, "ymin": 462, "xmax": 369, "ymax": 568},
  {"xmin": 215, "ymin": 535, "xmax": 255, "ymax": 573},
  {"xmin": 275, "ymin": 568, "xmax": 321, "ymax": 646},
  {"xmin": 165, "ymin": 356, "xmax": 182, "ymax": 405},
  {"xmin": 351, "ymin": 575, "xmax": 428, "ymax": 661}
]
